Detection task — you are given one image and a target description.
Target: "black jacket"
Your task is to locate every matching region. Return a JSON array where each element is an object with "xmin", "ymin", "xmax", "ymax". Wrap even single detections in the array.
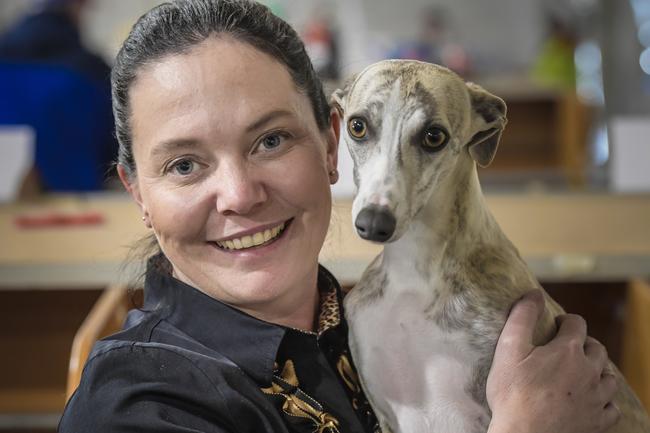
[{"xmin": 59, "ymin": 258, "xmax": 377, "ymax": 432}]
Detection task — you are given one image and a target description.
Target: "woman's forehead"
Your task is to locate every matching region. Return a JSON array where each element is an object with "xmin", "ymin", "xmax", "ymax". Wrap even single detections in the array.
[
  {"xmin": 128, "ymin": 38, "xmax": 315, "ymax": 151},
  {"xmin": 135, "ymin": 38, "xmax": 290, "ymax": 93}
]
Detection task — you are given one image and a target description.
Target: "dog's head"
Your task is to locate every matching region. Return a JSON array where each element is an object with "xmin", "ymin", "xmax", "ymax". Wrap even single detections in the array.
[{"xmin": 332, "ymin": 60, "xmax": 506, "ymax": 243}]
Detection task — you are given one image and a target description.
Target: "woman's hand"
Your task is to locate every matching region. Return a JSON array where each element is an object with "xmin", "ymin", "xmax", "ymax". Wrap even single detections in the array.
[{"xmin": 486, "ymin": 290, "xmax": 620, "ymax": 433}]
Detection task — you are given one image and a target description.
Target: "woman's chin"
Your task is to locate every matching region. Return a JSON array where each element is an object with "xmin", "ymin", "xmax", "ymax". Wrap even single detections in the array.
[{"xmin": 196, "ymin": 267, "xmax": 291, "ymax": 305}]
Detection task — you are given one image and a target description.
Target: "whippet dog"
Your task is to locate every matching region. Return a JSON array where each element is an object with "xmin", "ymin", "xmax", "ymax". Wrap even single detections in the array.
[{"xmin": 332, "ymin": 60, "xmax": 650, "ymax": 433}]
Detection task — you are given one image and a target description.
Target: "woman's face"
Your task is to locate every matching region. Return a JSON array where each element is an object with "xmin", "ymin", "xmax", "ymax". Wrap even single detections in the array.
[{"xmin": 122, "ymin": 38, "xmax": 339, "ymax": 315}]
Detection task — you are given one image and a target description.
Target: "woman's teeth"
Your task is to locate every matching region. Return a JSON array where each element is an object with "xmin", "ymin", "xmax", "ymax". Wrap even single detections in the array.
[{"xmin": 216, "ymin": 222, "xmax": 286, "ymax": 250}]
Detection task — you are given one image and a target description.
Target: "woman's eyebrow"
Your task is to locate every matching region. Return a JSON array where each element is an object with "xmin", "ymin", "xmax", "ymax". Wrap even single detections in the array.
[
  {"xmin": 245, "ymin": 109, "xmax": 294, "ymax": 133},
  {"xmin": 150, "ymin": 138, "xmax": 200, "ymax": 159}
]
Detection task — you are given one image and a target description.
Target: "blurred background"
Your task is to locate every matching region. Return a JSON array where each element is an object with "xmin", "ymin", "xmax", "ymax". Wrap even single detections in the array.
[
  {"xmin": 1, "ymin": 0, "xmax": 649, "ymax": 195},
  {"xmin": 0, "ymin": 0, "xmax": 648, "ymax": 431}
]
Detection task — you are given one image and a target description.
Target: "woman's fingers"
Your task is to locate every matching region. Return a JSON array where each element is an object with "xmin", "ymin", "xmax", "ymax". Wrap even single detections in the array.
[
  {"xmin": 552, "ymin": 314, "xmax": 587, "ymax": 348},
  {"xmin": 495, "ymin": 290, "xmax": 545, "ymax": 360},
  {"xmin": 599, "ymin": 373, "xmax": 618, "ymax": 403},
  {"xmin": 592, "ymin": 347, "xmax": 619, "ymax": 432},
  {"xmin": 584, "ymin": 336, "xmax": 609, "ymax": 373},
  {"xmin": 601, "ymin": 402, "xmax": 622, "ymax": 431},
  {"xmin": 488, "ymin": 303, "xmax": 623, "ymax": 433}
]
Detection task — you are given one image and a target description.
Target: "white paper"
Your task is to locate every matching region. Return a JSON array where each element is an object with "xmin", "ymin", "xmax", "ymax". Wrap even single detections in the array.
[
  {"xmin": 0, "ymin": 126, "xmax": 35, "ymax": 203},
  {"xmin": 610, "ymin": 116, "xmax": 650, "ymax": 193}
]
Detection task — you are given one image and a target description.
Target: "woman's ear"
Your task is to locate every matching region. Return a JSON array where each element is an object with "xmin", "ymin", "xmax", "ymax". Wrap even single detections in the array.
[
  {"xmin": 325, "ymin": 108, "xmax": 341, "ymax": 173},
  {"xmin": 117, "ymin": 164, "xmax": 149, "ymax": 225}
]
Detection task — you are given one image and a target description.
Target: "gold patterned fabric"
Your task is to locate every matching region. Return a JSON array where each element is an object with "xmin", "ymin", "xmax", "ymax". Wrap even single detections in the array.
[
  {"xmin": 337, "ymin": 351, "xmax": 380, "ymax": 432},
  {"xmin": 317, "ymin": 272, "xmax": 342, "ymax": 334},
  {"xmin": 260, "ymin": 265, "xmax": 379, "ymax": 433},
  {"xmin": 262, "ymin": 360, "xmax": 341, "ymax": 433}
]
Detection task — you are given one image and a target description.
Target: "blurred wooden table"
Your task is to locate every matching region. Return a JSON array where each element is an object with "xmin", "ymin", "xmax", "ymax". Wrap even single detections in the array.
[
  {"xmin": 1, "ymin": 191, "xmax": 650, "ymax": 288},
  {"xmin": 0, "ymin": 193, "xmax": 145, "ymax": 289}
]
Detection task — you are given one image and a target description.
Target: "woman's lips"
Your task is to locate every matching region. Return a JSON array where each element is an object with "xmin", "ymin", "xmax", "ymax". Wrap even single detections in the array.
[{"xmin": 210, "ymin": 218, "xmax": 293, "ymax": 252}]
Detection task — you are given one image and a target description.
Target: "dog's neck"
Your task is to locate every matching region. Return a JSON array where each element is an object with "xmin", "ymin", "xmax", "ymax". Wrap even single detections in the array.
[{"xmin": 383, "ymin": 162, "xmax": 504, "ymax": 275}]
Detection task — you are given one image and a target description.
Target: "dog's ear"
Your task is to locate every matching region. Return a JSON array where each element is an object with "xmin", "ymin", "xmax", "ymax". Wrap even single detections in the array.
[
  {"xmin": 331, "ymin": 87, "xmax": 346, "ymax": 118},
  {"xmin": 466, "ymin": 82, "xmax": 507, "ymax": 167},
  {"xmin": 330, "ymin": 74, "xmax": 357, "ymax": 117}
]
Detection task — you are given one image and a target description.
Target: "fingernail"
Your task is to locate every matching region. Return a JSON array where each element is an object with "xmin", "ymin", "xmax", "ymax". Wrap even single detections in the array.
[
  {"xmin": 520, "ymin": 289, "xmax": 543, "ymax": 303},
  {"xmin": 508, "ymin": 290, "xmax": 544, "ymax": 316}
]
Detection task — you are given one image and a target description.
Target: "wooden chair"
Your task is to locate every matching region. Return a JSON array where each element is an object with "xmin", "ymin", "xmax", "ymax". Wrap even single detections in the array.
[
  {"xmin": 622, "ymin": 279, "xmax": 650, "ymax": 412},
  {"xmin": 65, "ymin": 285, "xmax": 133, "ymax": 400}
]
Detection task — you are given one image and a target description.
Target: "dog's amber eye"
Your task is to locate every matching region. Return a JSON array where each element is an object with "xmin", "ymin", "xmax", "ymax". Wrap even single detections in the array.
[
  {"xmin": 422, "ymin": 127, "xmax": 448, "ymax": 151},
  {"xmin": 348, "ymin": 118, "xmax": 367, "ymax": 139}
]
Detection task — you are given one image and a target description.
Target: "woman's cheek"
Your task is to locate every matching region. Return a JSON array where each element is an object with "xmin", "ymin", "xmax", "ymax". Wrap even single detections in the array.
[
  {"xmin": 281, "ymin": 148, "xmax": 329, "ymax": 199},
  {"xmin": 149, "ymin": 186, "xmax": 207, "ymax": 238}
]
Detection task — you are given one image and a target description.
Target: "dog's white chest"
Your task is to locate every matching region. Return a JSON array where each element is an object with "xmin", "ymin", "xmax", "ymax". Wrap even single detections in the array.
[{"xmin": 348, "ymin": 288, "xmax": 490, "ymax": 433}]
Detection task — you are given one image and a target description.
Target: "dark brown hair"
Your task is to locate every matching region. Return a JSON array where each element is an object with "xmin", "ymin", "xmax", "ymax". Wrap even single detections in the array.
[{"xmin": 112, "ymin": 0, "xmax": 331, "ymax": 180}]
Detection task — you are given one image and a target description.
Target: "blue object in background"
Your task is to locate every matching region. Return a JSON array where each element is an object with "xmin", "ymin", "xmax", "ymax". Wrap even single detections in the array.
[{"xmin": 0, "ymin": 61, "xmax": 114, "ymax": 191}]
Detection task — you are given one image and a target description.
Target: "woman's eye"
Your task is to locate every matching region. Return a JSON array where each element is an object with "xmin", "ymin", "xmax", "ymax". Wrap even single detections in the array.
[
  {"xmin": 170, "ymin": 159, "xmax": 196, "ymax": 176},
  {"xmin": 261, "ymin": 133, "xmax": 283, "ymax": 150},
  {"xmin": 255, "ymin": 132, "xmax": 289, "ymax": 153}
]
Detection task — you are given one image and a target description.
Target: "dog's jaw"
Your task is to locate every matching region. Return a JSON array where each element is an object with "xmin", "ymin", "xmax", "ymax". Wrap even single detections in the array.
[{"xmin": 382, "ymin": 165, "xmax": 500, "ymax": 279}]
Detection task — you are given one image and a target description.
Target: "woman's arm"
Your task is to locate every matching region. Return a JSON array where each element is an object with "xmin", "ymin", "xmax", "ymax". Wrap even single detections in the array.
[
  {"xmin": 58, "ymin": 344, "xmax": 236, "ymax": 433},
  {"xmin": 486, "ymin": 291, "xmax": 620, "ymax": 433}
]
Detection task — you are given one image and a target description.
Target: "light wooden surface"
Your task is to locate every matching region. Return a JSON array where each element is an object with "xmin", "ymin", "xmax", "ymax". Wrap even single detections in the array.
[
  {"xmin": 0, "ymin": 194, "xmax": 144, "ymax": 265},
  {"xmin": 328, "ymin": 192, "xmax": 650, "ymax": 257},
  {"xmin": 1, "ymin": 192, "xmax": 650, "ymax": 287},
  {"xmin": 622, "ymin": 279, "xmax": 650, "ymax": 412},
  {"xmin": 66, "ymin": 285, "xmax": 130, "ymax": 400}
]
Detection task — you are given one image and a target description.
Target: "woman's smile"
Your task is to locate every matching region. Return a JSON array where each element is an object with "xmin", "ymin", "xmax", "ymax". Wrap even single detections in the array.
[{"xmin": 210, "ymin": 218, "xmax": 293, "ymax": 252}]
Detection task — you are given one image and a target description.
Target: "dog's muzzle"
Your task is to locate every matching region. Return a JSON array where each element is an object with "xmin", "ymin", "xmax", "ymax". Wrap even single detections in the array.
[{"xmin": 355, "ymin": 205, "xmax": 396, "ymax": 242}]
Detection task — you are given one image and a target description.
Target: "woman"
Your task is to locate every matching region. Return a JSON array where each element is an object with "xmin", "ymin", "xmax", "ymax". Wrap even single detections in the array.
[{"xmin": 59, "ymin": 1, "xmax": 619, "ymax": 432}]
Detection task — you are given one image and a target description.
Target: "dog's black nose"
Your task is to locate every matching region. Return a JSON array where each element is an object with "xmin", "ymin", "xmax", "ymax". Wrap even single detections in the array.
[{"xmin": 355, "ymin": 206, "xmax": 396, "ymax": 242}]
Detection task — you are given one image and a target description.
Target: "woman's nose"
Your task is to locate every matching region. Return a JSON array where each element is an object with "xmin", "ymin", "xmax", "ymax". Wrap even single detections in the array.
[{"xmin": 214, "ymin": 163, "xmax": 267, "ymax": 215}]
